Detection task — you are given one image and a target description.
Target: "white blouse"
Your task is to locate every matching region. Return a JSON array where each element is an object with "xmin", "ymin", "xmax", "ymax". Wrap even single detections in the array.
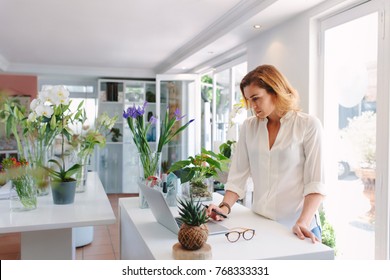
[{"xmin": 225, "ymin": 111, "xmax": 326, "ymax": 229}]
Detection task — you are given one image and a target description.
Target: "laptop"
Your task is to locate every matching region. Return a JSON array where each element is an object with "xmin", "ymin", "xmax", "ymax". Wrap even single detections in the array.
[{"xmin": 139, "ymin": 182, "xmax": 229, "ymax": 235}]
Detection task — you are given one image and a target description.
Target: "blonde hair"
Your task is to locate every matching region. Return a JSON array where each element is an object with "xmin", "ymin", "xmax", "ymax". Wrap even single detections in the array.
[{"xmin": 240, "ymin": 65, "xmax": 300, "ymax": 114}]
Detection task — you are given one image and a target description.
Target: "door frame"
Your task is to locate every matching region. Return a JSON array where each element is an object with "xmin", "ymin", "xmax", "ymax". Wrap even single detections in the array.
[{"xmin": 319, "ymin": 0, "xmax": 389, "ymax": 259}]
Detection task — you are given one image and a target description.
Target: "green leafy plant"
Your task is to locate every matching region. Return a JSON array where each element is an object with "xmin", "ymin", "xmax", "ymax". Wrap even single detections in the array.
[
  {"xmin": 219, "ymin": 140, "xmax": 236, "ymax": 159},
  {"xmin": 168, "ymin": 148, "xmax": 228, "ymax": 185},
  {"xmin": 320, "ymin": 209, "xmax": 336, "ymax": 250}
]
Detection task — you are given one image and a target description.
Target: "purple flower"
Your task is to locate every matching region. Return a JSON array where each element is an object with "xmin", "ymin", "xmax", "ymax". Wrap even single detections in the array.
[
  {"xmin": 123, "ymin": 102, "xmax": 147, "ymax": 119},
  {"xmin": 149, "ymin": 116, "xmax": 157, "ymax": 125},
  {"xmin": 174, "ymin": 108, "xmax": 186, "ymax": 121}
]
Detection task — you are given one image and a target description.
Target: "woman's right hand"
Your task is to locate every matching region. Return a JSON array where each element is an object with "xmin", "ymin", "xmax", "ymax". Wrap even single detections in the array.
[{"xmin": 205, "ymin": 204, "xmax": 228, "ymax": 221}]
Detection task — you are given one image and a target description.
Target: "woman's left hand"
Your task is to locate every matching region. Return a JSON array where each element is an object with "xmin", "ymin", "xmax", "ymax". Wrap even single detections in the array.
[{"xmin": 292, "ymin": 223, "xmax": 319, "ymax": 243}]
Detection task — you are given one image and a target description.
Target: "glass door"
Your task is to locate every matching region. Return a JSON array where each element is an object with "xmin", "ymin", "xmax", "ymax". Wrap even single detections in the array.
[
  {"xmin": 156, "ymin": 74, "xmax": 201, "ymax": 170},
  {"xmin": 321, "ymin": 2, "xmax": 384, "ymax": 259}
]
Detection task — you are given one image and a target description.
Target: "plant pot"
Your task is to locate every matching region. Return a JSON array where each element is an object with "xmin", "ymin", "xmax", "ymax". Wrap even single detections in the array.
[
  {"xmin": 178, "ymin": 223, "xmax": 208, "ymax": 250},
  {"xmin": 355, "ymin": 167, "xmax": 376, "ymax": 221},
  {"xmin": 51, "ymin": 180, "xmax": 77, "ymax": 205},
  {"xmin": 182, "ymin": 178, "xmax": 213, "ymax": 201}
]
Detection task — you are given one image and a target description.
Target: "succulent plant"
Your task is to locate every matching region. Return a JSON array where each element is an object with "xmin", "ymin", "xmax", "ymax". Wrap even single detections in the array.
[
  {"xmin": 177, "ymin": 197, "xmax": 209, "ymax": 250},
  {"xmin": 177, "ymin": 197, "xmax": 209, "ymax": 226}
]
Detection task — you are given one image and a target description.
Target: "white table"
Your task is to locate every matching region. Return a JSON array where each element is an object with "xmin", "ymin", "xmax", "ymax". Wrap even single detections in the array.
[
  {"xmin": 0, "ymin": 172, "xmax": 116, "ymax": 260},
  {"xmin": 119, "ymin": 193, "xmax": 334, "ymax": 260}
]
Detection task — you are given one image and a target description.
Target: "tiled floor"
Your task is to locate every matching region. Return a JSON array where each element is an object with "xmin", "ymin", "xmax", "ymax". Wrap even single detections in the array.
[{"xmin": 0, "ymin": 193, "xmax": 136, "ymax": 260}]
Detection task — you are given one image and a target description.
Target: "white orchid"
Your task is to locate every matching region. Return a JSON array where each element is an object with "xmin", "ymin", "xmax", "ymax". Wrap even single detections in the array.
[{"xmin": 35, "ymin": 104, "xmax": 54, "ymax": 118}]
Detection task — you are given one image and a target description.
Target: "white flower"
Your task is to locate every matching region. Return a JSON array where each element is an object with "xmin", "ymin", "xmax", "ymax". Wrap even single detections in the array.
[
  {"xmin": 30, "ymin": 98, "xmax": 40, "ymax": 111},
  {"xmin": 50, "ymin": 85, "xmax": 70, "ymax": 106},
  {"xmin": 35, "ymin": 104, "xmax": 54, "ymax": 118},
  {"xmin": 27, "ymin": 111, "xmax": 37, "ymax": 122},
  {"xmin": 38, "ymin": 90, "xmax": 53, "ymax": 104}
]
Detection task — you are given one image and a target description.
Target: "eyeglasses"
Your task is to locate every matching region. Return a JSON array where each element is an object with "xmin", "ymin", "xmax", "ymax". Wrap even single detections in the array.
[{"xmin": 225, "ymin": 227, "xmax": 255, "ymax": 242}]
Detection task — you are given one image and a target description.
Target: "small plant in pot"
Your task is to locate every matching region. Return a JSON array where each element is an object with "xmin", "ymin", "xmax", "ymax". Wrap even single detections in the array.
[
  {"xmin": 177, "ymin": 197, "xmax": 209, "ymax": 250},
  {"xmin": 46, "ymin": 137, "xmax": 82, "ymax": 205},
  {"xmin": 168, "ymin": 148, "xmax": 228, "ymax": 201}
]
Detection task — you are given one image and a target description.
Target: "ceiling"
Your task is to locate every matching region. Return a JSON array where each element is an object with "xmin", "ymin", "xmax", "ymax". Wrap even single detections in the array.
[{"xmin": 0, "ymin": 0, "xmax": 327, "ymax": 78}]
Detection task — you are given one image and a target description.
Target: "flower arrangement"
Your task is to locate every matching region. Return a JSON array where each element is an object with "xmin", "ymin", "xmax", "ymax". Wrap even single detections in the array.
[
  {"xmin": 29, "ymin": 85, "xmax": 85, "ymax": 182},
  {"xmin": 1, "ymin": 157, "xmax": 37, "ymax": 210},
  {"xmin": 76, "ymin": 112, "xmax": 118, "ymax": 158},
  {"xmin": 123, "ymin": 102, "xmax": 194, "ymax": 180}
]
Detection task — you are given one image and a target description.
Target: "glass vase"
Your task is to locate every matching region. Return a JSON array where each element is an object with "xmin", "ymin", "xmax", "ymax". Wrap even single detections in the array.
[
  {"xmin": 75, "ymin": 153, "xmax": 90, "ymax": 193},
  {"xmin": 10, "ymin": 174, "xmax": 37, "ymax": 211},
  {"xmin": 183, "ymin": 177, "xmax": 213, "ymax": 202},
  {"xmin": 23, "ymin": 139, "xmax": 53, "ymax": 196},
  {"xmin": 138, "ymin": 152, "xmax": 162, "ymax": 208}
]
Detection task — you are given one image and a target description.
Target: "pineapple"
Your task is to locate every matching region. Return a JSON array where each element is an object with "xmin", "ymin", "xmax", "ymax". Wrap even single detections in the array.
[{"xmin": 177, "ymin": 197, "xmax": 209, "ymax": 250}]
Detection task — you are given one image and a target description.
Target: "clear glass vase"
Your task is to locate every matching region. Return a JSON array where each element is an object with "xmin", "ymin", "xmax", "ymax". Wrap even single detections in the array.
[
  {"xmin": 182, "ymin": 177, "xmax": 213, "ymax": 202},
  {"xmin": 138, "ymin": 152, "xmax": 162, "ymax": 208},
  {"xmin": 10, "ymin": 174, "xmax": 37, "ymax": 211},
  {"xmin": 23, "ymin": 139, "xmax": 53, "ymax": 196},
  {"xmin": 75, "ymin": 153, "xmax": 90, "ymax": 193}
]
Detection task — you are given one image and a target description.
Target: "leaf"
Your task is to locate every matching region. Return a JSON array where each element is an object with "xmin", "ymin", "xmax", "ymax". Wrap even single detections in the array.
[
  {"xmin": 50, "ymin": 115, "xmax": 57, "ymax": 130},
  {"xmin": 180, "ymin": 168, "xmax": 195, "ymax": 184},
  {"xmin": 168, "ymin": 159, "xmax": 191, "ymax": 172}
]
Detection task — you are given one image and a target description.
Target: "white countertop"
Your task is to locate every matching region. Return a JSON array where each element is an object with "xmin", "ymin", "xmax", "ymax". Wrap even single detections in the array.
[
  {"xmin": 119, "ymin": 193, "xmax": 334, "ymax": 260},
  {"xmin": 0, "ymin": 172, "xmax": 116, "ymax": 234}
]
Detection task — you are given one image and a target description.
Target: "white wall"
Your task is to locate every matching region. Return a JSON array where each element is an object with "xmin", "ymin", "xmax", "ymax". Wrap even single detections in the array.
[
  {"xmin": 246, "ymin": 15, "xmax": 310, "ymax": 112},
  {"xmin": 244, "ymin": 0, "xmax": 361, "ymax": 115}
]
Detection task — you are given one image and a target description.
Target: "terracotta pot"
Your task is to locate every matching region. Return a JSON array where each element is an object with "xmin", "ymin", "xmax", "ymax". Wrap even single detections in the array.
[{"xmin": 355, "ymin": 168, "xmax": 375, "ymax": 219}]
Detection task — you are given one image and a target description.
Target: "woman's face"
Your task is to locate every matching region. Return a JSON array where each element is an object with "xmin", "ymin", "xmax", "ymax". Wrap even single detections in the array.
[{"xmin": 243, "ymin": 83, "xmax": 276, "ymax": 119}]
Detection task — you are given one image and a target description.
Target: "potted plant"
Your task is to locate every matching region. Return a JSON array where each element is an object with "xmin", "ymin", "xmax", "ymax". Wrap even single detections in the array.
[
  {"xmin": 31, "ymin": 85, "xmax": 84, "ymax": 204},
  {"xmin": 177, "ymin": 197, "xmax": 209, "ymax": 250},
  {"xmin": 168, "ymin": 148, "xmax": 228, "ymax": 201},
  {"xmin": 340, "ymin": 111, "xmax": 376, "ymax": 219},
  {"xmin": 214, "ymin": 140, "xmax": 236, "ymax": 184}
]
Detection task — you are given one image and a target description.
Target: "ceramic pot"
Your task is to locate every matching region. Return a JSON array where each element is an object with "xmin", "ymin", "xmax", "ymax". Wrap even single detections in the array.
[{"xmin": 51, "ymin": 180, "xmax": 77, "ymax": 205}]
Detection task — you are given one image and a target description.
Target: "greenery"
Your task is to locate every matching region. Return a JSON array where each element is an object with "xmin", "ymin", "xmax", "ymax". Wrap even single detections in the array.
[
  {"xmin": 320, "ymin": 209, "xmax": 336, "ymax": 250},
  {"xmin": 0, "ymin": 95, "xmax": 27, "ymax": 154},
  {"xmin": 168, "ymin": 148, "xmax": 228, "ymax": 185},
  {"xmin": 177, "ymin": 197, "xmax": 209, "ymax": 226},
  {"xmin": 1, "ymin": 157, "xmax": 37, "ymax": 208},
  {"xmin": 75, "ymin": 112, "xmax": 118, "ymax": 157},
  {"xmin": 219, "ymin": 140, "xmax": 236, "ymax": 159},
  {"xmin": 34, "ymin": 86, "xmax": 84, "ymax": 182},
  {"xmin": 123, "ymin": 102, "xmax": 194, "ymax": 179}
]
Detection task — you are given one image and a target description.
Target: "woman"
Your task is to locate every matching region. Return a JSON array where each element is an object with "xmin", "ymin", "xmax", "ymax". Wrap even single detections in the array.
[{"xmin": 206, "ymin": 65, "xmax": 325, "ymax": 243}]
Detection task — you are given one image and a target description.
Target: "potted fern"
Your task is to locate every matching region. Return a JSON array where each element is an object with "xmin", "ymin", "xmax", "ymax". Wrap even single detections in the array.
[{"xmin": 177, "ymin": 197, "xmax": 209, "ymax": 250}]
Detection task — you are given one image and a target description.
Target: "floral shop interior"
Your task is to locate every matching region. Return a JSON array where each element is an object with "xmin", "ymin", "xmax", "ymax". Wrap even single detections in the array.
[{"xmin": 1, "ymin": 0, "xmax": 390, "ymax": 262}]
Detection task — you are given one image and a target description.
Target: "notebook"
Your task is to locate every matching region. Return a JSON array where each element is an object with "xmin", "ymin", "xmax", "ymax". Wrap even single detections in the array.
[{"xmin": 138, "ymin": 182, "xmax": 229, "ymax": 235}]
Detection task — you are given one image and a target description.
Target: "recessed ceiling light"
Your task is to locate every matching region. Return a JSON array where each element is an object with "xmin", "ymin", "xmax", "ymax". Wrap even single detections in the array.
[{"xmin": 253, "ymin": 24, "xmax": 262, "ymax": 30}]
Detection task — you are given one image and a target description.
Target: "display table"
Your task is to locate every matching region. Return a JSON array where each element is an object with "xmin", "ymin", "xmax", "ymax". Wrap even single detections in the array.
[
  {"xmin": 119, "ymin": 193, "xmax": 334, "ymax": 260},
  {"xmin": 0, "ymin": 172, "xmax": 116, "ymax": 260}
]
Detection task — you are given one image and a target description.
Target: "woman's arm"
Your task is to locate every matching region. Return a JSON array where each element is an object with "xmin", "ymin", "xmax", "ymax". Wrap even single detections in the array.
[
  {"xmin": 206, "ymin": 190, "xmax": 239, "ymax": 221},
  {"xmin": 292, "ymin": 193, "xmax": 324, "ymax": 243}
]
